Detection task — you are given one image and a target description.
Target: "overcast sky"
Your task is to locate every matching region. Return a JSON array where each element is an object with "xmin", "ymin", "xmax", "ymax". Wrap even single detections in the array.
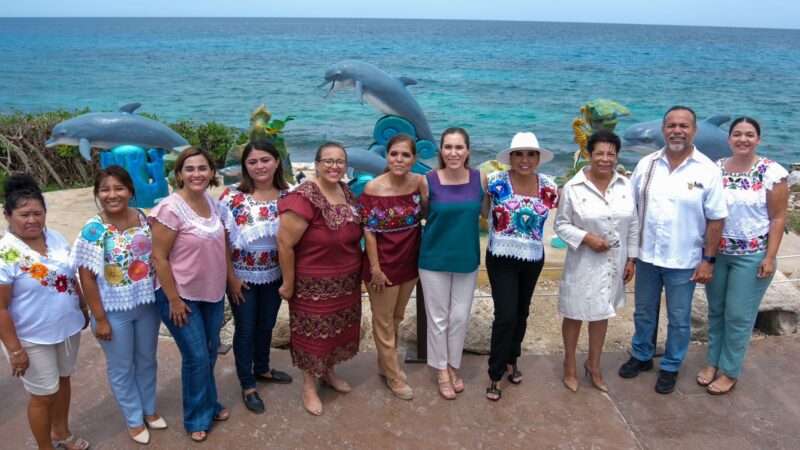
[{"xmin": 2, "ymin": 0, "xmax": 798, "ymax": 29}]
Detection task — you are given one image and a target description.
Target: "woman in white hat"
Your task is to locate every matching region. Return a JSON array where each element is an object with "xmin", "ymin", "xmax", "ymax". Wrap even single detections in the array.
[
  {"xmin": 484, "ymin": 131, "xmax": 559, "ymax": 400},
  {"xmin": 554, "ymin": 131, "xmax": 638, "ymax": 393}
]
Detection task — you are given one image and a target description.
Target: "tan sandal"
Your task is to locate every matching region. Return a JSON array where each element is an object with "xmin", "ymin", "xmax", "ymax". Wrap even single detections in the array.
[
  {"xmin": 437, "ymin": 379, "xmax": 456, "ymax": 400},
  {"xmin": 52, "ymin": 435, "xmax": 90, "ymax": 450},
  {"xmin": 303, "ymin": 386, "xmax": 324, "ymax": 415}
]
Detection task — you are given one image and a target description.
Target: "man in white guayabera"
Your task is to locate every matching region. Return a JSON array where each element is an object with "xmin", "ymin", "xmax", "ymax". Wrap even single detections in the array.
[{"xmin": 618, "ymin": 106, "xmax": 728, "ymax": 394}]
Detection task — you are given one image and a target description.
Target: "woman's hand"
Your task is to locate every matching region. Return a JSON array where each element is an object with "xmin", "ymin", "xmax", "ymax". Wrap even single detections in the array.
[
  {"xmin": 623, "ymin": 260, "xmax": 636, "ymax": 284},
  {"xmin": 228, "ymin": 277, "xmax": 249, "ymax": 305},
  {"xmin": 278, "ymin": 283, "xmax": 294, "ymax": 301},
  {"xmin": 369, "ymin": 270, "xmax": 392, "ymax": 294},
  {"xmin": 9, "ymin": 350, "xmax": 29, "ymax": 377},
  {"xmin": 168, "ymin": 298, "xmax": 192, "ymax": 327},
  {"xmin": 94, "ymin": 317, "xmax": 112, "ymax": 341},
  {"xmin": 758, "ymin": 257, "xmax": 776, "ymax": 279},
  {"xmin": 583, "ymin": 234, "xmax": 610, "ymax": 252}
]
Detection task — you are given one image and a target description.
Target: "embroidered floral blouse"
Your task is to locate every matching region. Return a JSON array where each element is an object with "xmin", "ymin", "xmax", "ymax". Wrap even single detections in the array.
[
  {"xmin": 219, "ymin": 185, "xmax": 284, "ymax": 285},
  {"xmin": 73, "ymin": 212, "xmax": 155, "ymax": 312},
  {"xmin": 486, "ymin": 170, "xmax": 559, "ymax": 261},
  {"xmin": 0, "ymin": 230, "xmax": 84, "ymax": 344},
  {"xmin": 358, "ymin": 191, "xmax": 423, "ymax": 285},
  {"xmin": 148, "ymin": 192, "xmax": 227, "ymax": 302},
  {"xmin": 717, "ymin": 157, "xmax": 788, "ymax": 255}
]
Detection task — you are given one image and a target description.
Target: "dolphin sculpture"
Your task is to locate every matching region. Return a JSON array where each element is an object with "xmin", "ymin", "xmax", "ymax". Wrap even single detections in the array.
[
  {"xmin": 45, "ymin": 103, "xmax": 189, "ymax": 160},
  {"xmin": 621, "ymin": 115, "xmax": 731, "ymax": 161},
  {"xmin": 320, "ymin": 60, "xmax": 435, "ymax": 144}
]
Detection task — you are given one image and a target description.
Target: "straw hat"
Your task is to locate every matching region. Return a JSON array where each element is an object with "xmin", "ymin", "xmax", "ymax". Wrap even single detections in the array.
[{"xmin": 496, "ymin": 132, "xmax": 554, "ymax": 165}]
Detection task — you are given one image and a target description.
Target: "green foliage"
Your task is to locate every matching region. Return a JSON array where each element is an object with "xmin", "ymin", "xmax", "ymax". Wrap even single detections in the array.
[
  {"xmin": 164, "ymin": 120, "xmax": 246, "ymax": 166},
  {"xmin": 788, "ymin": 208, "xmax": 800, "ymax": 235}
]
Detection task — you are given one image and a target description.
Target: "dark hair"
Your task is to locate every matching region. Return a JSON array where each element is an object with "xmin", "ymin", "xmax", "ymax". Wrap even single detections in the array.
[
  {"xmin": 238, "ymin": 140, "xmax": 289, "ymax": 193},
  {"xmin": 94, "ymin": 165, "xmax": 135, "ymax": 200},
  {"xmin": 3, "ymin": 174, "xmax": 46, "ymax": 216},
  {"xmin": 174, "ymin": 146, "xmax": 219, "ymax": 189},
  {"xmin": 382, "ymin": 134, "xmax": 417, "ymax": 174},
  {"xmin": 314, "ymin": 141, "xmax": 347, "ymax": 162},
  {"xmin": 662, "ymin": 105, "xmax": 697, "ymax": 127},
  {"xmin": 587, "ymin": 131, "xmax": 622, "ymax": 155},
  {"xmin": 729, "ymin": 116, "xmax": 761, "ymax": 136},
  {"xmin": 438, "ymin": 127, "xmax": 470, "ymax": 169}
]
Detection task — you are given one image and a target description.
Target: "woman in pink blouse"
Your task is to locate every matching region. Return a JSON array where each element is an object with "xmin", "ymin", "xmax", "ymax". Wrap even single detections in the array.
[
  {"xmin": 150, "ymin": 147, "xmax": 228, "ymax": 443},
  {"xmin": 359, "ymin": 134, "xmax": 424, "ymax": 400}
]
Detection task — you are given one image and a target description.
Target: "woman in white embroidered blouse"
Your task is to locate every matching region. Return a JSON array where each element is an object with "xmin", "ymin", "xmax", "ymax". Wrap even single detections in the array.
[
  {"xmin": 75, "ymin": 166, "xmax": 165, "ymax": 444},
  {"xmin": 0, "ymin": 174, "xmax": 90, "ymax": 450},
  {"xmin": 555, "ymin": 131, "xmax": 638, "ymax": 393},
  {"xmin": 149, "ymin": 147, "xmax": 228, "ymax": 442},
  {"xmin": 696, "ymin": 117, "xmax": 788, "ymax": 395},
  {"xmin": 219, "ymin": 140, "xmax": 293, "ymax": 415},
  {"xmin": 484, "ymin": 131, "xmax": 559, "ymax": 401}
]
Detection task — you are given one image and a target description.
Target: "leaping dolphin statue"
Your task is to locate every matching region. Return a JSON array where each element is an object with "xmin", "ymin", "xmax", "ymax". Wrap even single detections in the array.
[
  {"xmin": 320, "ymin": 60, "xmax": 435, "ymax": 144},
  {"xmin": 45, "ymin": 103, "xmax": 190, "ymax": 161},
  {"xmin": 621, "ymin": 115, "xmax": 731, "ymax": 161}
]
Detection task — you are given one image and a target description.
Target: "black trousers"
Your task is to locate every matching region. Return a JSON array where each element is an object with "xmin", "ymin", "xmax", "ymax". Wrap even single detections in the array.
[{"xmin": 486, "ymin": 251, "xmax": 544, "ymax": 381}]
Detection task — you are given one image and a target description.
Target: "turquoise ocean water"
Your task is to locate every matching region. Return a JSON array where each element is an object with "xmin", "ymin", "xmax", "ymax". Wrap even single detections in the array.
[{"xmin": 1, "ymin": 18, "xmax": 799, "ymax": 174}]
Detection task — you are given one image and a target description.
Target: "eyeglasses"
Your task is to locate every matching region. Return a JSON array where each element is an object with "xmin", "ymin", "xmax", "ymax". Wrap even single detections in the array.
[
  {"xmin": 608, "ymin": 239, "xmax": 620, "ymax": 248},
  {"xmin": 317, "ymin": 159, "xmax": 347, "ymax": 168}
]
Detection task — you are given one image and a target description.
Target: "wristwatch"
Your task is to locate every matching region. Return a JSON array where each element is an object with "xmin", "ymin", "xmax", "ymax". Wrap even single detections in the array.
[{"xmin": 701, "ymin": 255, "xmax": 716, "ymax": 264}]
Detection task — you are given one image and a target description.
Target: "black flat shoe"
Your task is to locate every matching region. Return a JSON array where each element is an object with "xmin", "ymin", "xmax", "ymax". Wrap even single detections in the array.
[
  {"xmin": 485, "ymin": 381, "xmax": 502, "ymax": 401},
  {"xmin": 655, "ymin": 370, "xmax": 679, "ymax": 394},
  {"xmin": 255, "ymin": 369, "xmax": 293, "ymax": 384},
  {"xmin": 242, "ymin": 391, "xmax": 265, "ymax": 414},
  {"xmin": 507, "ymin": 365, "xmax": 523, "ymax": 385},
  {"xmin": 618, "ymin": 357, "xmax": 654, "ymax": 379}
]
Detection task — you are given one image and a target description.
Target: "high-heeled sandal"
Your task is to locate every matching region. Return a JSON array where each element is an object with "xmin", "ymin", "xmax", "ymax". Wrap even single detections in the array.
[
  {"xmin": 507, "ymin": 364, "xmax": 523, "ymax": 385},
  {"xmin": 321, "ymin": 376, "xmax": 352, "ymax": 393},
  {"xmin": 485, "ymin": 381, "xmax": 502, "ymax": 401},
  {"xmin": 583, "ymin": 363, "xmax": 608, "ymax": 392}
]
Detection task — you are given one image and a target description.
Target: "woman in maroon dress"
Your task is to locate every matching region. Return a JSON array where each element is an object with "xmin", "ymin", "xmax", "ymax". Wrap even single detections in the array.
[
  {"xmin": 359, "ymin": 134, "xmax": 423, "ymax": 400},
  {"xmin": 277, "ymin": 142, "xmax": 362, "ymax": 416}
]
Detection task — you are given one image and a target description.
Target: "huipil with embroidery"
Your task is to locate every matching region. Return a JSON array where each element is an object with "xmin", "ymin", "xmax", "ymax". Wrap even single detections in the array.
[
  {"xmin": 486, "ymin": 169, "xmax": 559, "ymax": 261},
  {"xmin": 219, "ymin": 185, "xmax": 284, "ymax": 285},
  {"xmin": 277, "ymin": 181, "xmax": 363, "ymax": 377},
  {"xmin": 73, "ymin": 212, "xmax": 155, "ymax": 312},
  {"xmin": 716, "ymin": 157, "xmax": 788, "ymax": 255},
  {"xmin": 0, "ymin": 229, "xmax": 84, "ymax": 344},
  {"xmin": 358, "ymin": 190, "xmax": 423, "ymax": 286}
]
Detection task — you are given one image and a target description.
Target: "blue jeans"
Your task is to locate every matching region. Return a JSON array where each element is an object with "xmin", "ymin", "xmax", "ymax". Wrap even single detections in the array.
[
  {"xmin": 155, "ymin": 289, "xmax": 224, "ymax": 433},
  {"xmin": 705, "ymin": 253, "xmax": 773, "ymax": 379},
  {"xmin": 631, "ymin": 260, "xmax": 697, "ymax": 372},
  {"xmin": 91, "ymin": 303, "xmax": 160, "ymax": 428},
  {"xmin": 229, "ymin": 279, "xmax": 282, "ymax": 389}
]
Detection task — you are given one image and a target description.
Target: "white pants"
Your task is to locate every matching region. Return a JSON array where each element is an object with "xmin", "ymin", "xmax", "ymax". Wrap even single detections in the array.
[{"xmin": 418, "ymin": 269, "xmax": 478, "ymax": 370}]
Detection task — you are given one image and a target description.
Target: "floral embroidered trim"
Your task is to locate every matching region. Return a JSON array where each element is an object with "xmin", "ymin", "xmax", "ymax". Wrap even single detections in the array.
[
  {"xmin": 295, "ymin": 272, "xmax": 360, "ymax": 300},
  {"xmin": 719, "ymin": 233, "xmax": 768, "ymax": 255},
  {"xmin": 289, "ymin": 303, "xmax": 361, "ymax": 339},
  {"xmin": 290, "ymin": 340, "xmax": 359, "ymax": 378},
  {"xmin": 360, "ymin": 193, "xmax": 423, "ymax": 232},
  {"xmin": 293, "ymin": 182, "xmax": 359, "ymax": 230},
  {"xmin": 219, "ymin": 186, "xmax": 283, "ymax": 247},
  {"xmin": 1, "ymin": 244, "xmax": 78, "ymax": 295},
  {"xmin": 231, "ymin": 247, "xmax": 282, "ymax": 284}
]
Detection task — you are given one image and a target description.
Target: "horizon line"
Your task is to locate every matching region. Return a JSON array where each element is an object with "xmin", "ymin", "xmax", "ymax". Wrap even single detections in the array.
[{"xmin": 0, "ymin": 16, "xmax": 797, "ymax": 31}]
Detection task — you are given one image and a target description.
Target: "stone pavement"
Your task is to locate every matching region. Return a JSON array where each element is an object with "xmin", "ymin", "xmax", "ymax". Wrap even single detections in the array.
[{"xmin": 1, "ymin": 332, "xmax": 799, "ymax": 449}]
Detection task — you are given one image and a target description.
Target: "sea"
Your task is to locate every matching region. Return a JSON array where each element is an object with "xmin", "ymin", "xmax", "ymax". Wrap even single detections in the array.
[{"xmin": 2, "ymin": 17, "xmax": 799, "ymax": 175}]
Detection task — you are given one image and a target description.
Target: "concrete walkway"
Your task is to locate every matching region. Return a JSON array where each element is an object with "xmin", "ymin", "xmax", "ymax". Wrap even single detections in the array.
[{"xmin": 1, "ymin": 331, "xmax": 799, "ymax": 449}]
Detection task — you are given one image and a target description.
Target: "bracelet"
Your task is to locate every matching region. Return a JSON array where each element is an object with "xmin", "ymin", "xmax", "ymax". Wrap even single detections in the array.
[
  {"xmin": 627, "ymin": 258, "xmax": 637, "ymax": 263},
  {"xmin": 8, "ymin": 348, "xmax": 25, "ymax": 358}
]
